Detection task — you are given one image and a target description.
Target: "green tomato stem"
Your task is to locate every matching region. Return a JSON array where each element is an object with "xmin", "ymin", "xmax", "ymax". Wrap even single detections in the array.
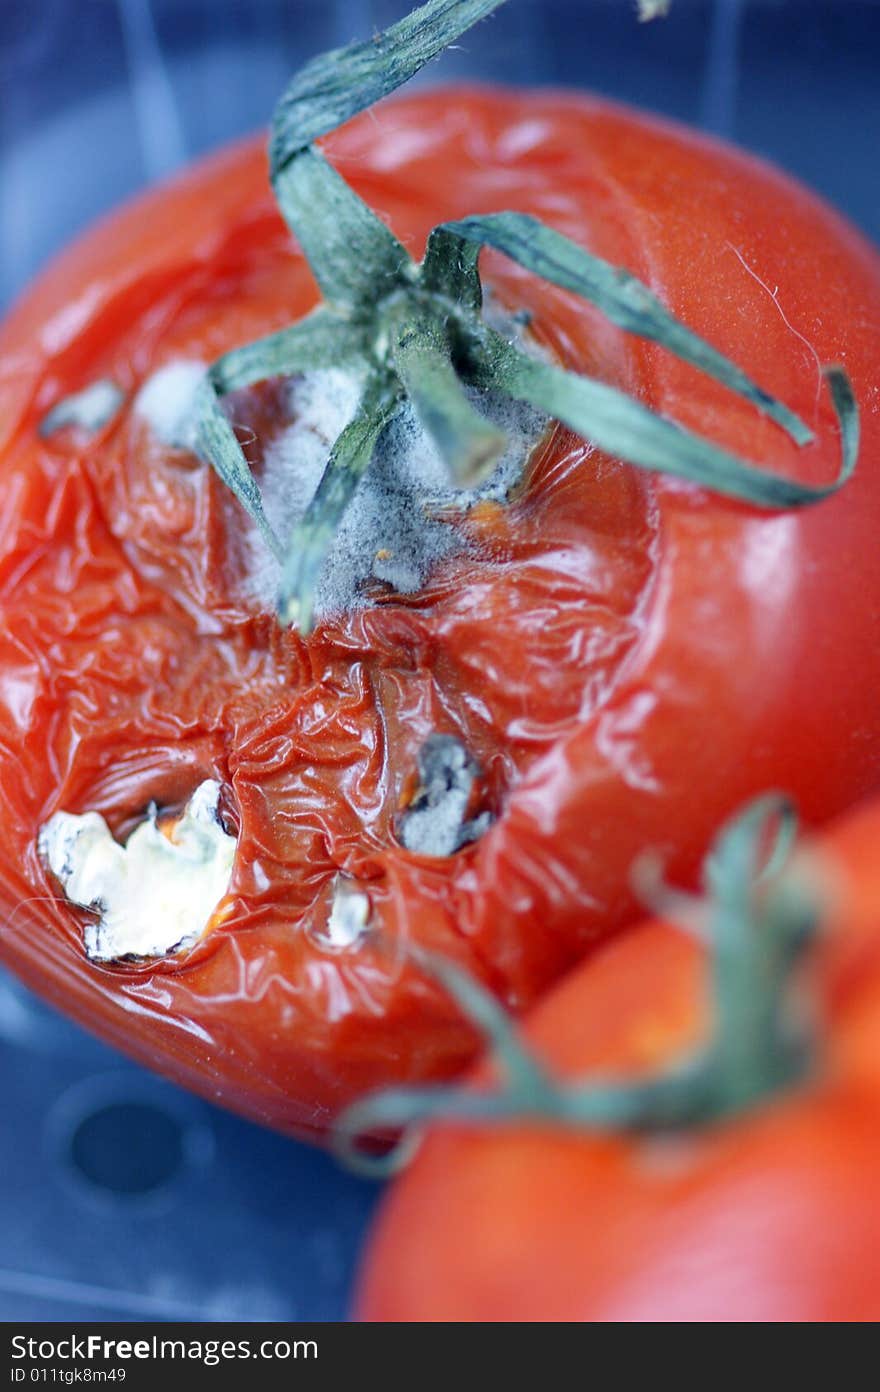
[
  {"xmin": 193, "ymin": 0, "xmax": 859, "ymax": 634},
  {"xmin": 385, "ymin": 296, "xmax": 506, "ymax": 485}
]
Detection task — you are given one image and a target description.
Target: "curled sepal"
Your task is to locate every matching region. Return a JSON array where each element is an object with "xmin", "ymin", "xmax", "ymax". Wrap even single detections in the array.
[
  {"xmin": 269, "ymin": 0, "xmax": 510, "ymax": 170},
  {"xmin": 268, "ymin": 1, "xmax": 509, "ymax": 311},
  {"xmin": 207, "ymin": 307, "xmax": 367, "ymax": 396},
  {"xmin": 465, "ymin": 327, "xmax": 858, "ymax": 508},
  {"xmin": 335, "ymin": 1085, "xmax": 537, "ymax": 1180},
  {"xmin": 404, "ymin": 945, "xmax": 554, "ymax": 1097},
  {"xmin": 438, "ymin": 212, "xmax": 813, "ymax": 446},
  {"xmin": 385, "ymin": 299, "xmax": 505, "ymax": 484},
  {"xmin": 334, "ymin": 945, "xmax": 556, "ymax": 1178},
  {"xmin": 193, "ymin": 0, "xmax": 861, "ymax": 631},
  {"xmin": 272, "ymin": 148, "xmax": 411, "ymax": 313},
  {"xmin": 631, "ymin": 851, "xmax": 708, "ymax": 941},
  {"xmin": 194, "ymin": 379, "xmax": 282, "ymax": 561},
  {"xmin": 196, "ymin": 310, "xmax": 369, "ymax": 559},
  {"xmin": 703, "ymin": 795, "xmax": 819, "ymax": 1111},
  {"xmin": 420, "ymin": 227, "xmax": 483, "ymax": 312},
  {"xmin": 334, "ymin": 794, "xmax": 821, "ymax": 1177},
  {"xmin": 278, "ymin": 371, "xmax": 402, "ymax": 633},
  {"xmin": 704, "ymin": 792, "xmax": 799, "ymax": 895}
]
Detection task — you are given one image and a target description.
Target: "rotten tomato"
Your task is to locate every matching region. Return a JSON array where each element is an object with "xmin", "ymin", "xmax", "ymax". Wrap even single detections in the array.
[{"xmin": 0, "ymin": 1, "xmax": 878, "ymax": 1140}]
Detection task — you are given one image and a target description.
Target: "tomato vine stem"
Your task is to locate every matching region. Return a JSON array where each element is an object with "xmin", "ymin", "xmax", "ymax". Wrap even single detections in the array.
[{"xmin": 194, "ymin": 0, "xmax": 858, "ymax": 631}]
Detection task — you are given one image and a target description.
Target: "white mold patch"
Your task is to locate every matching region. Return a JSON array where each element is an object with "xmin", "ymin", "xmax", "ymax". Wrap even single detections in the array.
[
  {"xmin": 319, "ymin": 876, "xmax": 372, "ymax": 950},
  {"xmin": 247, "ymin": 352, "xmax": 546, "ymax": 621},
  {"xmin": 38, "ymin": 779, "xmax": 236, "ymax": 962},
  {"xmin": 134, "ymin": 359, "xmax": 206, "ymax": 450},
  {"xmin": 39, "ymin": 379, "xmax": 125, "ymax": 437}
]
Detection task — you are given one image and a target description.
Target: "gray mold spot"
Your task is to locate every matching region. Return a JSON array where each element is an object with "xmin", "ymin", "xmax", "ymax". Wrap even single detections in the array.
[
  {"xmin": 39, "ymin": 379, "xmax": 125, "ymax": 437},
  {"xmin": 399, "ymin": 734, "xmax": 492, "ymax": 858}
]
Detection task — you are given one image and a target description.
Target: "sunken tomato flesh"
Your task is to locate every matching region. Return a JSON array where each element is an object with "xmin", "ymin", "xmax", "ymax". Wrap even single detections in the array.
[{"xmin": 0, "ymin": 90, "xmax": 878, "ymax": 1140}]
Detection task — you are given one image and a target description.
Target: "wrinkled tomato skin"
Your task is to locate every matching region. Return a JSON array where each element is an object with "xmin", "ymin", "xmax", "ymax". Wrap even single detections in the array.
[
  {"xmin": 0, "ymin": 89, "xmax": 879, "ymax": 1141},
  {"xmin": 356, "ymin": 798, "xmax": 880, "ymax": 1322}
]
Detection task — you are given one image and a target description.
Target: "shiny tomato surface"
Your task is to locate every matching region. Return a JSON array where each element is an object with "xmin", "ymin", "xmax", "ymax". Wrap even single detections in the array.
[
  {"xmin": 356, "ymin": 796, "xmax": 880, "ymax": 1322},
  {"xmin": 0, "ymin": 89, "xmax": 879, "ymax": 1140}
]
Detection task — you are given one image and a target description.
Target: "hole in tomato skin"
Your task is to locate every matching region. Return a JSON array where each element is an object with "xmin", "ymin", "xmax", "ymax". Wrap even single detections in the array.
[
  {"xmin": 39, "ymin": 779, "xmax": 239, "ymax": 965},
  {"xmin": 396, "ymin": 734, "xmax": 493, "ymax": 858},
  {"xmin": 50, "ymin": 741, "xmax": 235, "ymax": 847},
  {"xmin": 20, "ymin": 283, "xmax": 655, "ymax": 967},
  {"xmin": 111, "ymin": 782, "xmax": 241, "ymax": 848},
  {"xmin": 355, "ymin": 445, "xmax": 655, "ymax": 866}
]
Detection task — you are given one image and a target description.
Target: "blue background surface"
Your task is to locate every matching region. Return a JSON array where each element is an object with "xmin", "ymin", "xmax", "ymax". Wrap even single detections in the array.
[{"xmin": 0, "ymin": 0, "xmax": 878, "ymax": 1322}]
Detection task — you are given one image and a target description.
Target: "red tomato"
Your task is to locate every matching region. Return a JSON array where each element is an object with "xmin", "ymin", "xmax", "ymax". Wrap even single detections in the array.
[
  {"xmin": 0, "ymin": 89, "xmax": 878, "ymax": 1140},
  {"xmin": 356, "ymin": 796, "xmax": 880, "ymax": 1322}
]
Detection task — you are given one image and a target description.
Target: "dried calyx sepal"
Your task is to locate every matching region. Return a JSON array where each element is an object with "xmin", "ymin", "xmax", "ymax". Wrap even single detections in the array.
[
  {"xmin": 334, "ymin": 795, "xmax": 822, "ymax": 1176},
  {"xmin": 195, "ymin": 0, "xmax": 858, "ymax": 633}
]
